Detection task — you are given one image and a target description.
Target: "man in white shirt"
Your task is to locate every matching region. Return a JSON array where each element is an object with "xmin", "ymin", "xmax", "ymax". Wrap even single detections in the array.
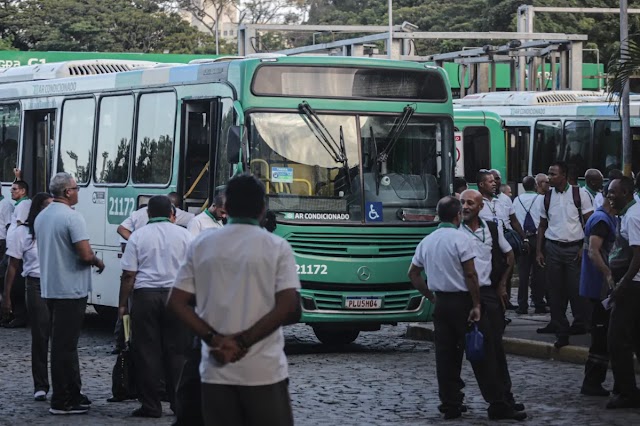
[
  {"xmin": 187, "ymin": 194, "xmax": 226, "ymax": 237},
  {"xmin": 119, "ymin": 195, "xmax": 194, "ymax": 418},
  {"xmin": 168, "ymin": 192, "xmax": 195, "ymax": 228},
  {"xmin": 606, "ymin": 177, "xmax": 640, "ymax": 409},
  {"xmin": 582, "ymin": 169, "xmax": 604, "ymax": 209},
  {"xmin": 513, "ymin": 176, "xmax": 546, "ymax": 314},
  {"xmin": 408, "ymin": 196, "xmax": 525, "ymax": 421},
  {"xmin": 168, "ymin": 174, "xmax": 301, "ymax": 426},
  {"xmin": 460, "ymin": 190, "xmax": 526, "ymax": 417},
  {"xmin": 0, "ymin": 186, "xmax": 14, "ymax": 306},
  {"xmin": 535, "ymin": 173, "xmax": 550, "ymax": 195},
  {"xmin": 536, "ymin": 161, "xmax": 594, "ymax": 348}
]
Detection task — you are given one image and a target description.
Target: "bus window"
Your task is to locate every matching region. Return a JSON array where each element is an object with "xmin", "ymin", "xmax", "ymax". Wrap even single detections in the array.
[
  {"xmin": 506, "ymin": 127, "xmax": 530, "ymax": 184},
  {"xmin": 58, "ymin": 98, "xmax": 95, "ymax": 184},
  {"xmin": 0, "ymin": 104, "xmax": 19, "ymax": 183},
  {"xmin": 95, "ymin": 95, "xmax": 134, "ymax": 184},
  {"xmin": 593, "ymin": 120, "xmax": 622, "ymax": 175},
  {"xmin": 462, "ymin": 126, "xmax": 490, "ymax": 182},
  {"xmin": 532, "ymin": 120, "xmax": 561, "ymax": 174},
  {"xmin": 214, "ymin": 99, "xmax": 234, "ymax": 188},
  {"xmin": 133, "ymin": 92, "xmax": 176, "ymax": 185},
  {"xmin": 563, "ymin": 120, "xmax": 590, "ymax": 176}
]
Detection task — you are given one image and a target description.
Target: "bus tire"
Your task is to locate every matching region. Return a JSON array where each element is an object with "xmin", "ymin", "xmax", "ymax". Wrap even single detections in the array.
[
  {"xmin": 94, "ymin": 305, "xmax": 117, "ymax": 323},
  {"xmin": 312, "ymin": 327, "xmax": 359, "ymax": 345}
]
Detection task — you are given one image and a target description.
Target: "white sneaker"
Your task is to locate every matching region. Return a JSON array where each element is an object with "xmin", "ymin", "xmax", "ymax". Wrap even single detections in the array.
[{"xmin": 34, "ymin": 391, "xmax": 46, "ymax": 402}]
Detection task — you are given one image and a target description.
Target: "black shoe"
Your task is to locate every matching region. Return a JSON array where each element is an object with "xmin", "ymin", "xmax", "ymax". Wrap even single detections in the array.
[
  {"xmin": 443, "ymin": 408, "xmax": 462, "ymax": 420},
  {"xmin": 511, "ymin": 402, "xmax": 525, "ymax": 412},
  {"xmin": 488, "ymin": 408, "xmax": 527, "ymax": 421},
  {"xmin": 107, "ymin": 396, "xmax": 125, "ymax": 403},
  {"xmin": 554, "ymin": 336, "xmax": 570, "ymax": 349},
  {"xmin": 606, "ymin": 394, "xmax": 640, "ymax": 409},
  {"xmin": 581, "ymin": 383, "xmax": 610, "ymax": 397},
  {"xmin": 506, "ymin": 302, "xmax": 518, "ymax": 311},
  {"xmin": 78, "ymin": 394, "xmax": 91, "ymax": 408},
  {"xmin": 569, "ymin": 324, "xmax": 588, "ymax": 335},
  {"xmin": 111, "ymin": 347, "xmax": 122, "ymax": 355},
  {"xmin": 537, "ymin": 324, "xmax": 557, "ymax": 334},
  {"xmin": 438, "ymin": 404, "xmax": 467, "ymax": 413},
  {"xmin": 3, "ymin": 319, "xmax": 26, "ymax": 328},
  {"xmin": 131, "ymin": 407, "xmax": 162, "ymax": 418},
  {"xmin": 515, "ymin": 308, "xmax": 528, "ymax": 315},
  {"xmin": 534, "ymin": 306, "xmax": 550, "ymax": 314},
  {"xmin": 49, "ymin": 405, "xmax": 88, "ymax": 415}
]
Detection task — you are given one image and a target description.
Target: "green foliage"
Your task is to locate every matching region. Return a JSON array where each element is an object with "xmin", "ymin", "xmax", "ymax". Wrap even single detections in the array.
[{"xmin": 0, "ymin": 0, "xmax": 224, "ymax": 53}]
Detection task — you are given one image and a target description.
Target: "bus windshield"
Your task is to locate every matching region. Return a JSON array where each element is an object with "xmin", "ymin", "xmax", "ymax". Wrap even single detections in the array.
[{"xmin": 248, "ymin": 111, "xmax": 447, "ymax": 223}]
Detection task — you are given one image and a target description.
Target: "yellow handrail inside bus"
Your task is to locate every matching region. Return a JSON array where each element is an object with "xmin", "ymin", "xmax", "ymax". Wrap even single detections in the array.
[{"xmin": 184, "ymin": 161, "xmax": 209, "ymax": 199}]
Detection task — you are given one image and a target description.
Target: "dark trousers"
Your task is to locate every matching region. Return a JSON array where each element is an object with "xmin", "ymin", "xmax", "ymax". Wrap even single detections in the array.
[
  {"xmin": 432, "ymin": 292, "xmax": 507, "ymax": 412},
  {"xmin": 26, "ymin": 277, "xmax": 50, "ymax": 394},
  {"xmin": 173, "ymin": 337, "xmax": 203, "ymax": 426},
  {"xmin": 517, "ymin": 236, "xmax": 545, "ymax": 309},
  {"xmin": 584, "ymin": 299, "xmax": 611, "ymax": 388},
  {"xmin": 46, "ymin": 297, "xmax": 87, "ymax": 410},
  {"xmin": 201, "ymin": 379, "xmax": 294, "ymax": 426},
  {"xmin": 480, "ymin": 286, "xmax": 514, "ymax": 404},
  {"xmin": 131, "ymin": 288, "xmax": 187, "ymax": 416},
  {"xmin": 0, "ymin": 240, "xmax": 5, "ymax": 293},
  {"xmin": 11, "ymin": 268, "xmax": 27, "ymax": 323},
  {"xmin": 545, "ymin": 241, "xmax": 588, "ymax": 337},
  {"xmin": 608, "ymin": 281, "xmax": 640, "ymax": 397}
]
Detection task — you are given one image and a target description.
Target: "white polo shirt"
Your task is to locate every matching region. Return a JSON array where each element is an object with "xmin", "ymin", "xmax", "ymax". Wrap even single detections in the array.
[
  {"xmin": 539, "ymin": 185, "xmax": 594, "ymax": 243},
  {"xmin": 514, "ymin": 192, "xmax": 542, "ymax": 230},
  {"xmin": 479, "ymin": 195, "xmax": 512, "ymax": 230},
  {"xmin": 5, "ymin": 225, "xmax": 40, "ymax": 278},
  {"xmin": 620, "ymin": 201, "xmax": 640, "ymax": 281},
  {"xmin": 121, "ymin": 220, "xmax": 193, "ymax": 289},
  {"xmin": 0, "ymin": 196, "xmax": 13, "ymax": 240},
  {"xmin": 9, "ymin": 198, "xmax": 31, "ymax": 230},
  {"xmin": 581, "ymin": 186, "xmax": 599, "ymax": 208},
  {"xmin": 120, "ymin": 207, "xmax": 149, "ymax": 234},
  {"xmin": 594, "ymin": 192, "xmax": 605, "ymax": 210},
  {"xmin": 187, "ymin": 211, "xmax": 224, "ymax": 237},
  {"xmin": 411, "ymin": 224, "xmax": 476, "ymax": 293},
  {"xmin": 173, "ymin": 222, "xmax": 301, "ymax": 386},
  {"xmin": 459, "ymin": 219, "xmax": 512, "ymax": 287}
]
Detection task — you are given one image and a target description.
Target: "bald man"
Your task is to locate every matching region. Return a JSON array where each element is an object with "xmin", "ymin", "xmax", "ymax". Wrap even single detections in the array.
[
  {"xmin": 535, "ymin": 174, "xmax": 549, "ymax": 195},
  {"xmin": 583, "ymin": 169, "xmax": 604, "ymax": 209},
  {"xmin": 460, "ymin": 190, "xmax": 525, "ymax": 417}
]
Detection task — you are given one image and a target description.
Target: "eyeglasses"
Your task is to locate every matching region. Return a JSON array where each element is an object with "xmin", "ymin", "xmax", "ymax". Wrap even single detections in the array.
[{"xmin": 65, "ymin": 186, "xmax": 79, "ymax": 192}]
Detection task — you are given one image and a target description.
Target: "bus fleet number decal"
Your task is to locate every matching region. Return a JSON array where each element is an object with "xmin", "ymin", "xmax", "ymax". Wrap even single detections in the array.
[
  {"xmin": 296, "ymin": 264, "xmax": 328, "ymax": 275},
  {"xmin": 108, "ymin": 197, "xmax": 135, "ymax": 217}
]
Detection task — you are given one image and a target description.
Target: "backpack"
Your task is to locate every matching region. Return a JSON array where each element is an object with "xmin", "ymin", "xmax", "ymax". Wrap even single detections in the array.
[
  {"xmin": 518, "ymin": 195, "xmax": 539, "ymax": 236},
  {"xmin": 487, "ymin": 220, "xmax": 507, "ymax": 287},
  {"xmin": 544, "ymin": 186, "xmax": 583, "ymax": 227}
]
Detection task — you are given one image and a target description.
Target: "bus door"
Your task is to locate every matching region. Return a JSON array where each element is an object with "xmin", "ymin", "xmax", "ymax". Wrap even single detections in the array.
[
  {"xmin": 506, "ymin": 126, "xmax": 531, "ymax": 195},
  {"xmin": 22, "ymin": 110, "xmax": 56, "ymax": 196},
  {"xmin": 180, "ymin": 99, "xmax": 220, "ymax": 213}
]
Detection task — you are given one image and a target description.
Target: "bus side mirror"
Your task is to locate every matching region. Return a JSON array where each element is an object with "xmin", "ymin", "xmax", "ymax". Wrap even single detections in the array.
[{"xmin": 227, "ymin": 126, "xmax": 241, "ymax": 163}]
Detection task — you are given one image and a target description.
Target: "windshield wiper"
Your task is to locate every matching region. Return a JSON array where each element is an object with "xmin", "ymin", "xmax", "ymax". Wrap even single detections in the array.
[
  {"xmin": 369, "ymin": 126, "xmax": 380, "ymax": 196},
  {"xmin": 377, "ymin": 104, "xmax": 415, "ymax": 163},
  {"xmin": 298, "ymin": 101, "xmax": 346, "ymax": 164}
]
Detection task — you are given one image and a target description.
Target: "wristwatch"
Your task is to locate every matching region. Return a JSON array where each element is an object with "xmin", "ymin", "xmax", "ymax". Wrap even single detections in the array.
[
  {"xmin": 234, "ymin": 334, "xmax": 250, "ymax": 351},
  {"xmin": 202, "ymin": 331, "xmax": 217, "ymax": 346}
]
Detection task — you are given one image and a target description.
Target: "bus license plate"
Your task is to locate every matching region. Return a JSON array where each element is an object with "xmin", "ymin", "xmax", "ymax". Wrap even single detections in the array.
[{"xmin": 344, "ymin": 296, "xmax": 382, "ymax": 309}]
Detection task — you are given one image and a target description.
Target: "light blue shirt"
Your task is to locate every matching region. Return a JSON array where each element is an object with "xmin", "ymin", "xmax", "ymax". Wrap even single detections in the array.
[{"xmin": 35, "ymin": 202, "xmax": 92, "ymax": 299}]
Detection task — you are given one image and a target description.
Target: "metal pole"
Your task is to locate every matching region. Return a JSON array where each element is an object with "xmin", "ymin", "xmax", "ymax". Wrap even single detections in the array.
[
  {"xmin": 621, "ymin": 0, "xmax": 632, "ymax": 177},
  {"xmin": 215, "ymin": 11, "xmax": 220, "ymax": 55},
  {"xmin": 388, "ymin": 0, "xmax": 393, "ymax": 59}
]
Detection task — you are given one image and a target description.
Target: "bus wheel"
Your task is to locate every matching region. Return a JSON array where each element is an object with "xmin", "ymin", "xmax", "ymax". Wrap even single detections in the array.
[
  {"xmin": 313, "ymin": 327, "xmax": 359, "ymax": 345},
  {"xmin": 93, "ymin": 305, "xmax": 117, "ymax": 323}
]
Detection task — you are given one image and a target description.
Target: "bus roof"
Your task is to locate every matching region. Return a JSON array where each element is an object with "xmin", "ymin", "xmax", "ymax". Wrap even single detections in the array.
[{"xmin": 455, "ymin": 90, "xmax": 609, "ymax": 107}]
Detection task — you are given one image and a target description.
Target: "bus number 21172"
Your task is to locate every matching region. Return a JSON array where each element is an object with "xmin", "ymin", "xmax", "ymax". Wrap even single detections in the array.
[{"xmin": 296, "ymin": 264, "xmax": 328, "ymax": 275}]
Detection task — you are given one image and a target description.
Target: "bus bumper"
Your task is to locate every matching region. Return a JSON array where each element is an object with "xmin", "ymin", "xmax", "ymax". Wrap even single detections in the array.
[{"xmin": 299, "ymin": 289, "xmax": 433, "ymax": 324}]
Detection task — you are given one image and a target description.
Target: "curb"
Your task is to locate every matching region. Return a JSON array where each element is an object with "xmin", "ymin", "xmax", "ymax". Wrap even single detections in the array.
[
  {"xmin": 406, "ymin": 323, "xmax": 588, "ymax": 365},
  {"xmin": 406, "ymin": 323, "xmax": 640, "ymax": 371}
]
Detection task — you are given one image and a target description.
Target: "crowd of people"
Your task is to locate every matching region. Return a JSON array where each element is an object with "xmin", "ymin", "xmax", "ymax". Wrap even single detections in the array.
[
  {"xmin": 424, "ymin": 161, "xmax": 640, "ymax": 419},
  {"xmin": 2, "ymin": 161, "xmax": 640, "ymax": 422}
]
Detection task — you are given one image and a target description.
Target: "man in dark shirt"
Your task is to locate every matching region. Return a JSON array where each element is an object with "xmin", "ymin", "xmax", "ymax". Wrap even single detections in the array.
[{"xmin": 579, "ymin": 197, "xmax": 618, "ymax": 396}]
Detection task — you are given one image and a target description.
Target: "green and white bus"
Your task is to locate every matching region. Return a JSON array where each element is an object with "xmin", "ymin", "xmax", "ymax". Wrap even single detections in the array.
[
  {"xmin": 0, "ymin": 56, "xmax": 455, "ymax": 344},
  {"xmin": 453, "ymin": 91, "xmax": 640, "ymax": 192}
]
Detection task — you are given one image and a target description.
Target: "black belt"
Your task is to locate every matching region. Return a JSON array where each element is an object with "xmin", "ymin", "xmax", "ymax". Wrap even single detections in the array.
[
  {"xmin": 133, "ymin": 287, "xmax": 171, "ymax": 293},
  {"xmin": 434, "ymin": 291, "xmax": 470, "ymax": 297},
  {"xmin": 26, "ymin": 276, "xmax": 40, "ymax": 280},
  {"xmin": 546, "ymin": 239, "xmax": 582, "ymax": 248}
]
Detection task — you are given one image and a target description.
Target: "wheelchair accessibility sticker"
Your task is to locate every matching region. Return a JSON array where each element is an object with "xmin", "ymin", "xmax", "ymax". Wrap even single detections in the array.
[
  {"xmin": 365, "ymin": 202, "xmax": 383, "ymax": 223},
  {"xmin": 271, "ymin": 167, "xmax": 294, "ymax": 183}
]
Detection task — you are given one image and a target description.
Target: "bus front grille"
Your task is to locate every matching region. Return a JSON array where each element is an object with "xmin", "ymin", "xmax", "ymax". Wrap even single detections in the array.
[{"xmin": 287, "ymin": 232, "xmax": 423, "ymax": 258}]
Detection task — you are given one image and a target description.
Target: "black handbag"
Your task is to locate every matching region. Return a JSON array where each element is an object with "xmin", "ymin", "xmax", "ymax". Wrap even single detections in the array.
[
  {"xmin": 109, "ymin": 315, "xmax": 137, "ymax": 402},
  {"xmin": 503, "ymin": 227, "xmax": 525, "ymax": 258}
]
